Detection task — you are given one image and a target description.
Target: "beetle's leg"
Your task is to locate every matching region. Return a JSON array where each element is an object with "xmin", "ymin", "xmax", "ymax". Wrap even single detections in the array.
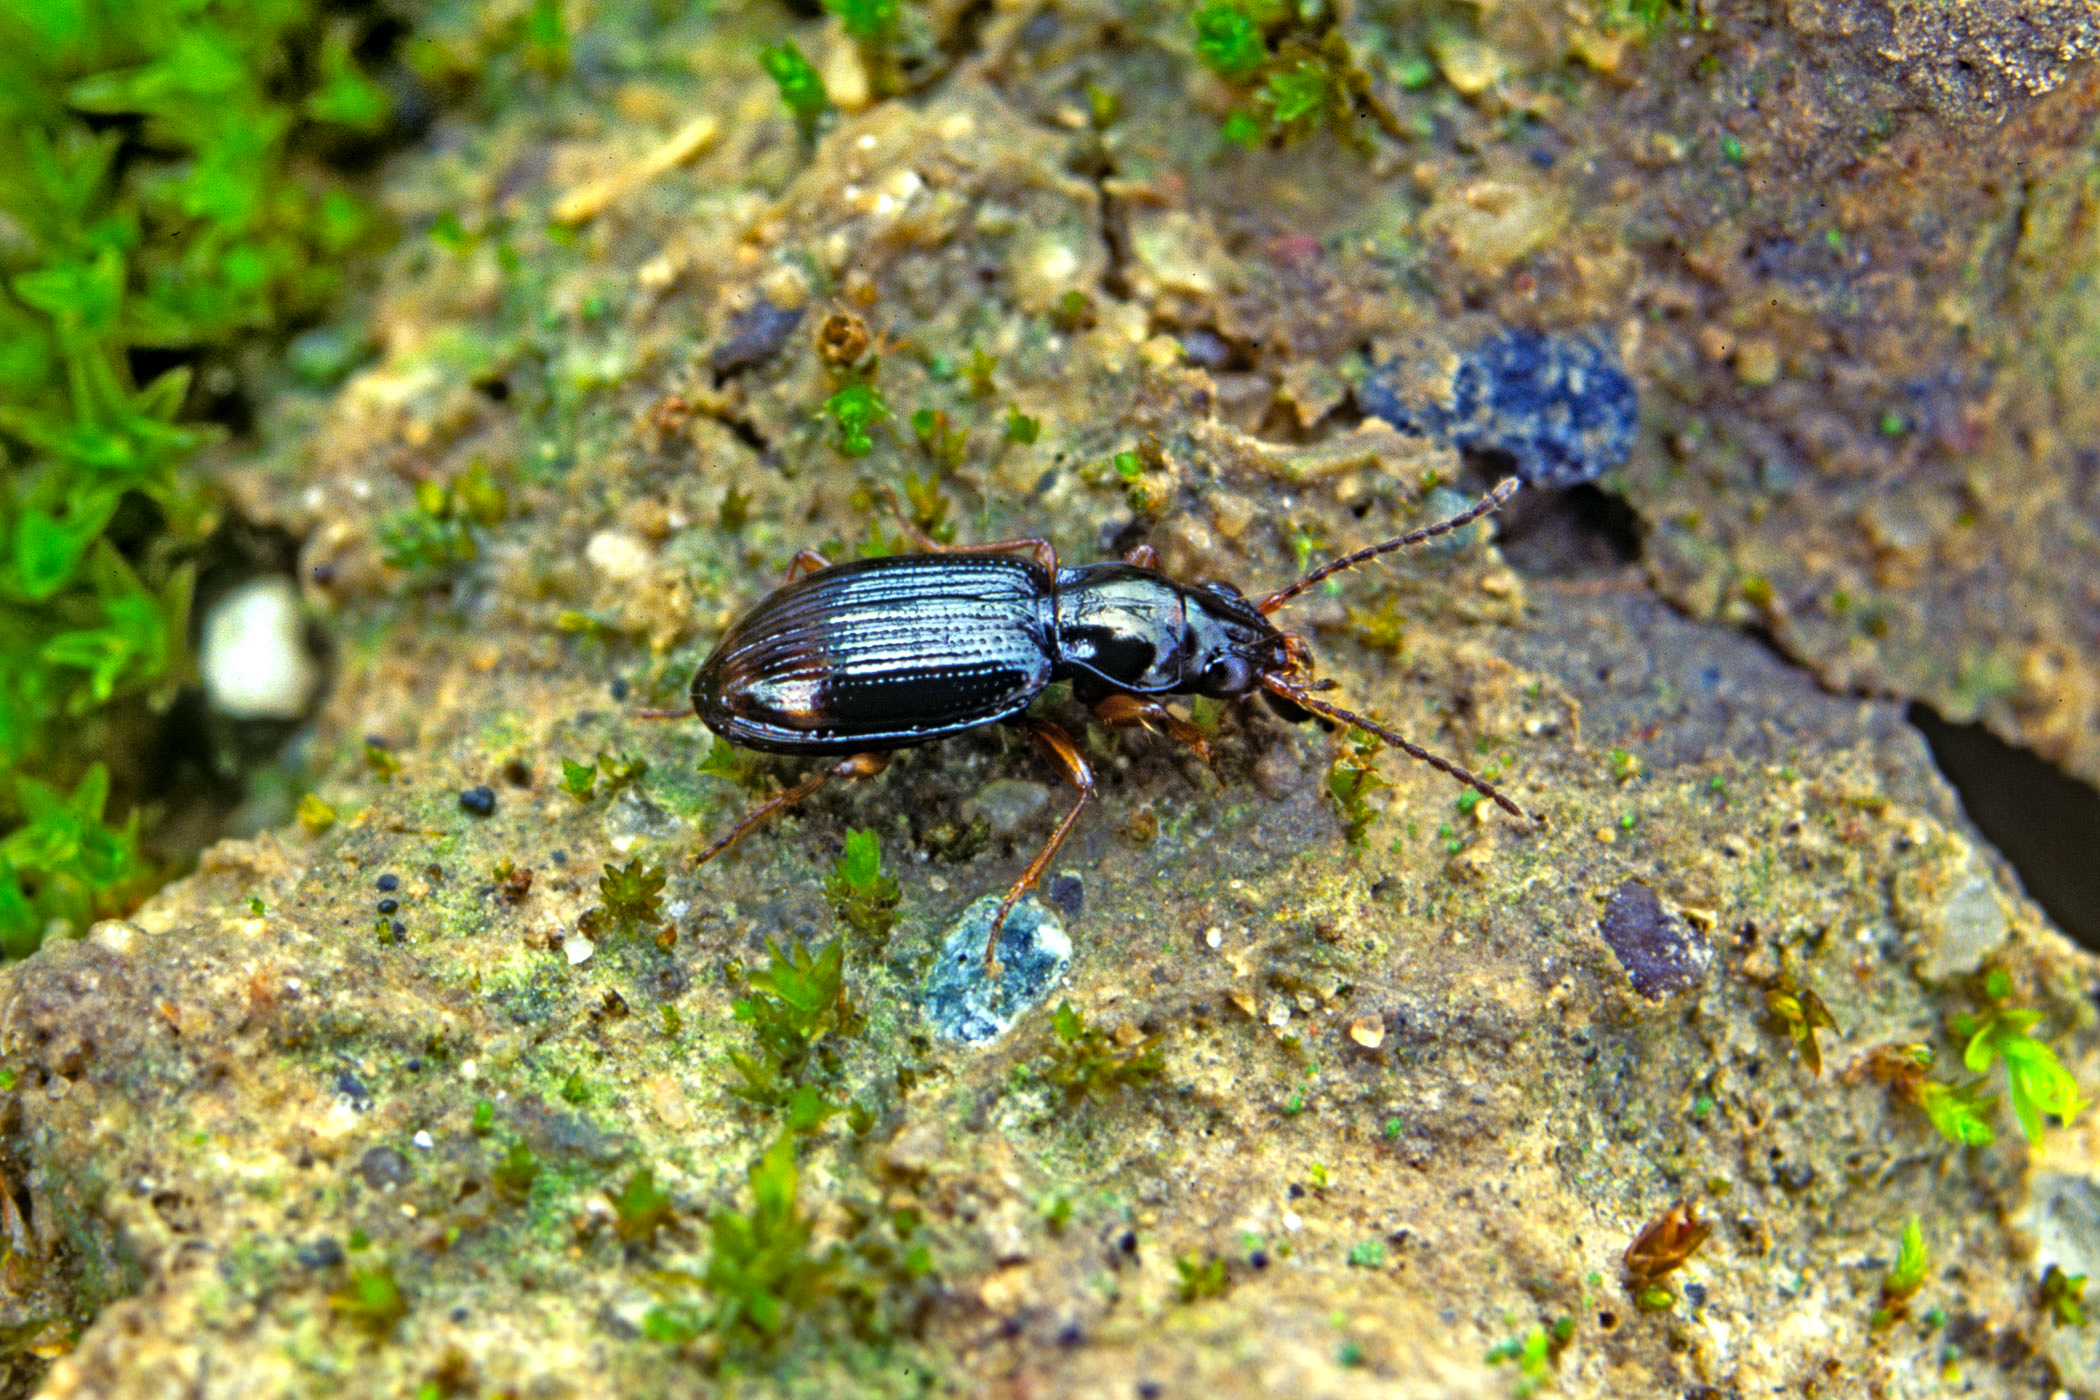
[
  {"xmin": 878, "ymin": 485, "xmax": 1059, "ymax": 574},
  {"xmin": 694, "ymin": 752, "xmax": 890, "ymax": 867},
  {"xmin": 1091, "ymin": 693, "xmax": 1213, "ymax": 768},
  {"xmin": 1121, "ymin": 544, "xmax": 1160, "ymax": 570},
  {"xmin": 983, "ymin": 718, "xmax": 1095, "ymax": 971},
  {"xmin": 782, "ymin": 548, "xmax": 836, "ymax": 584}
]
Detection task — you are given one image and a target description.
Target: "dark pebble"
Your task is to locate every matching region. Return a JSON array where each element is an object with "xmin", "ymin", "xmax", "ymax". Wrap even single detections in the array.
[
  {"xmin": 709, "ymin": 296, "xmax": 803, "ymax": 379},
  {"xmin": 1597, "ymin": 880, "xmax": 1712, "ymax": 999},
  {"xmin": 1356, "ymin": 328, "xmax": 1637, "ymax": 489},
  {"xmin": 390, "ymin": 919, "xmax": 406, "ymax": 939},
  {"xmin": 334, "ymin": 1072, "xmax": 372, "ymax": 1109},
  {"xmin": 357, "ymin": 1145, "xmax": 412, "ymax": 1190},
  {"xmin": 610, "ymin": 676, "xmax": 629, "ymax": 701},
  {"xmin": 376, "ymin": 898, "xmax": 399, "ymax": 915},
  {"xmin": 459, "ymin": 786, "xmax": 496, "ymax": 817},
  {"xmin": 376, "ymin": 873, "xmax": 399, "ymax": 892},
  {"xmin": 298, "ymin": 1237, "xmax": 345, "ymax": 1270}
]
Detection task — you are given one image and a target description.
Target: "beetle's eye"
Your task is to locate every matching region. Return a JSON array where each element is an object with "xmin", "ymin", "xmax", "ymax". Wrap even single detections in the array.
[{"xmin": 1200, "ymin": 654, "xmax": 1254, "ymax": 696}]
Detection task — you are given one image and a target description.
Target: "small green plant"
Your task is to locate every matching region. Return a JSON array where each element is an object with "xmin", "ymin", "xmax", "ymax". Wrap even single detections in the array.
[
  {"xmin": 1764, "ymin": 974, "xmax": 1838, "ymax": 1077},
  {"xmin": 1175, "ymin": 1252, "xmax": 1228, "ymax": 1302},
  {"xmin": 559, "ymin": 751, "xmax": 648, "ymax": 803},
  {"xmin": 377, "ymin": 463, "xmax": 508, "ymax": 573},
  {"xmin": 645, "ymin": 1134, "xmax": 835, "ymax": 1351},
  {"xmin": 1044, "ymin": 1000, "xmax": 1165, "ymax": 1100},
  {"xmin": 1003, "ymin": 407, "xmax": 1040, "ymax": 444},
  {"xmin": 822, "ymin": 380, "xmax": 890, "ymax": 458},
  {"xmin": 1957, "ymin": 1006, "xmax": 2087, "ymax": 1146},
  {"xmin": 1485, "ymin": 1324, "xmax": 1559, "ymax": 1396},
  {"xmin": 492, "ymin": 1139, "xmax": 540, "ymax": 1199},
  {"xmin": 612, "ymin": 1166, "xmax": 676, "ymax": 1244},
  {"xmin": 1872, "ymin": 1216, "xmax": 1928, "ymax": 1328},
  {"xmin": 1915, "ymin": 1076, "xmax": 1998, "ymax": 1147},
  {"xmin": 594, "ymin": 857, "xmax": 667, "ymax": 936},
  {"xmin": 1346, "ymin": 1240, "xmax": 1385, "ymax": 1268},
  {"xmin": 1326, "ymin": 729, "xmax": 1387, "ymax": 846},
  {"xmin": 329, "ymin": 1263, "xmax": 409, "ymax": 1336},
  {"xmin": 0, "ymin": 765, "xmax": 148, "ymax": 957},
  {"xmin": 824, "ymin": 829, "xmax": 901, "ymax": 943},
  {"xmin": 2041, "ymin": 1263, "xmax": 2089, "ymax": 1328},
  {"xmin": 725, "ymin": 938, "xmax": 852, "ymax": 1108},
  {"xmin": 1191, "ymin": 0, "xmax": 1399, "ymax": 148},
  {"xmin": 896, "ymin": 469, "xmax": 956, "ymax": 541},
  {"xmin": 907, "ymin": 409, "xmax": 967, "ymax": 473},
  {"xmin": 758, "ymin": 41, "xmax": 828, "ymax": 145}
]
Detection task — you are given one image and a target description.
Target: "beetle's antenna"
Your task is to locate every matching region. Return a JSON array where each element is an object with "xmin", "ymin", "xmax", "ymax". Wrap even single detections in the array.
[
  {"xmin": 1259, "ymin": 673, "xmax": 1530, "ymax": 820},
  {"xmin": 1257, "ymin": 478, "xmax": 1520, "ymax": 615}
]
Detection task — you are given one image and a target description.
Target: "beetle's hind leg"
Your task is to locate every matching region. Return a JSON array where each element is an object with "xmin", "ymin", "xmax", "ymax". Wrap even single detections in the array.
[
  {"xmin": 982, "ymin": 719, "xmax": 1095, "ymax": 973},
  {"xmin": 695, "ymin": 752, "xmax": 890, "ymax": 867}
]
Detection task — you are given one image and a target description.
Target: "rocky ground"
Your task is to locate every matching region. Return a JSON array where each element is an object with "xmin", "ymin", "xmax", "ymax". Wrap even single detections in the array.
[{"xmin": 5, "ymin": 1, "xmax": 2100, "ymax": 1396}]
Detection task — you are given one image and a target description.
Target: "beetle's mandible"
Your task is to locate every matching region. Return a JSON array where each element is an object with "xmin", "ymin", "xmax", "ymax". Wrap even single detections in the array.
[{"xmin": 678, "ymin": 478, "xmax": 1529, "ymax": 968}]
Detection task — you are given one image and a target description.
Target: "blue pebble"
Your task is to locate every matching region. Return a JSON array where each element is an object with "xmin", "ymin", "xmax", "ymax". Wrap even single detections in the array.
[
  {"xmin": 459, "ymin": 786, "xmax": 497, "ymax": 817},
  {"xmin": 1356, "ymin": 329, "xmax": 1636, "ymax": 489}
]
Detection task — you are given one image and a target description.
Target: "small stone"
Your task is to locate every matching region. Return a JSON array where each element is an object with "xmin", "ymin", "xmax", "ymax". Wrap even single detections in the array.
[
  {"xmin": 1597, "ymin": 881, "xmax": 1711, "ymax": 999},
  {"xmin": 1349, "ymin": 1016, "xmax": 1386, "ymax": 1049},
  {"xmin": 377, "ymin": 898, "xmax": 399, "ymax": 915},
  {"xmin": 922, "ymin": 896, "xmax": 1072, "ymax": 1044},
  {"xmin": 199, "ymin": 575, "xmax": 320, "ymax": 721},
  {"xmin": 584, "ymin": 530, "xmax": 653, "ymax": 584},
  {"xmin": 965, "ymin": 779, "xmax": 1051, "ymax": 837},
  {"xmin": 564, "ymin": 935, "xmax": 595, "ymax": 966},
  {"xmin": 459, "ymin": 786, "xmax": 497, "ymax": 817},
  {"xmin": 357, "ymin": 1146, "xmax": 411, "ymax": 1190},
  {"xmin": 376, "ymin": 874, "xmax": 399, "ymax": 892}
]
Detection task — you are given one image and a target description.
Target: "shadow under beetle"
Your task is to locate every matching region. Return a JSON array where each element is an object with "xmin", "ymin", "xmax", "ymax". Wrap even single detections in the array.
[{"xmin": 681, "ymin": 478, "xmax": 1530, "ymax": 968}]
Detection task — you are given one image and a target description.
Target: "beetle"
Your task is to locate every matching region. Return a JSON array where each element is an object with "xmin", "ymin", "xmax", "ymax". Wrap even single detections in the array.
[{"xmin": 681, "ymin": 478, "xmax": 1529, "ymax": 968}]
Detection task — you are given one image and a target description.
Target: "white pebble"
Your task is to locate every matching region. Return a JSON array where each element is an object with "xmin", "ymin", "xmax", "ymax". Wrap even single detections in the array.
[{"xmin": 200, "ymin": 576, "xmax": 318, "ymax": 720}]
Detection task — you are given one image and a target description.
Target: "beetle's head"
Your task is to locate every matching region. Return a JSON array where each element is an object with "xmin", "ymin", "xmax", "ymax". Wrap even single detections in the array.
[{"xmin": 1182, "ymin": 580, "xmax": 1295, "ymax": 698}]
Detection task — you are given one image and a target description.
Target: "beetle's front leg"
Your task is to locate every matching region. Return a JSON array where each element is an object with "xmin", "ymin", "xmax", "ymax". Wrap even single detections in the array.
[
  {"xmin": 1090, "ymin": 694, "xmax": 1213, "ymax": 768},
  {"xmin": 695, "ymin": 751, "xmax": 889, "ymax": 867},
  {"xmin": 983, "ymin": 718, "xmax": 1094, "ymax": 972}
]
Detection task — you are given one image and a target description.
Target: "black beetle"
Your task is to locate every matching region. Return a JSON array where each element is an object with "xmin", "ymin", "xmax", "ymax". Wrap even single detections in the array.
[{"xmin": 680, "ymin": 478, "xmax": 1528, "ymax": 966}]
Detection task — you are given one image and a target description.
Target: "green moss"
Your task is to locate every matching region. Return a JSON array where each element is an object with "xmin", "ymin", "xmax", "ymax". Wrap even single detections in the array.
[
  {"xmin": 0, "ymin": 2, "xmax": 400, "ymax": 953},
  {"xmin": 1043, "ymin": 1001, "xmax": 1164, "ymax": 1100},
  {"xmin": 759, "ymin": 41, "xmax": 828, "ymax": 145}
]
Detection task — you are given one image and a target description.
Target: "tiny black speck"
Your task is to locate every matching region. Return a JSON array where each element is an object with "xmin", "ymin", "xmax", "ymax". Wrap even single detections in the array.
[
  {"xmin": 551, "ymin": 850, "xmax": 568, "ymax": 865},
  {"xmin": 376, "ymin": 873, "xmax": 399, "ymax": 892},
  {"xmin": 390, "ymin": 919, "xmax": 406, "ymax": 938},
  {"xmin": 459, "ymin": 785, "xmax": 497, "ymax": 817},
  {"xmin": 376, "ymin": 898, "xmax": 398, "ymax": 915},
  {"xmin": 1248, "ymin": 1249, "xmax": 1269, "ymax": 1270},
  {"xmin": 404, "ymin": 1058, "xmax": 423, "ymax": 1073},
  {"xmin": 1137, "ymin": 1383, "xmax": 1163, "ymax": 1400},
  {"xmin": 298, "ymin": 1237, "xmax": 345, "ymax": 1270},
  {"xmin": 610, "ymin": 677, "xmax": 630, "ymax": 701}
]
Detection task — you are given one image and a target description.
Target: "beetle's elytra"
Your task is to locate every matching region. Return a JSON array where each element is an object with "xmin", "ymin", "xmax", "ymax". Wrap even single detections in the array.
[{"xmin": 683, "ymin": 479, "xmax": 1529, "ymax": 968}]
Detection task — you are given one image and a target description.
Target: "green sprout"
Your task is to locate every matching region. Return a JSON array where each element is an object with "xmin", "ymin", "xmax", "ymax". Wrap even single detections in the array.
[
  {"xmin": 645, "ymin": 1134, "xmax": 836, "ymax": 1351},
  {"xmin": 1175, "ymin": 1253, "xmax": 1228, "ymax": 1302},
  {"xmin": 1959, "ymin": 1008, "xmax": 2087, "ymax": 1145},
  {"xmin": 1485, "ymin": 1324, "xmax": 1557, "ymax": 1396},
  {"xmin": 377, "ymin": 463, "xmax": 507, "ymax": 573},
  {"xmin": 1873, "ymin": 1216, "xmax": 1928, "ymax": 1328},
  {"xmin": 1044, "ymin": 1000, "xmax": 1165, "ymax": 1100},
  {"xmin": 1326, "ymin": 729, "xmax": 1387, "ymax": 846},
  {"xmin": 725, "ymin": 938, "xmax": 851, "ymax": 1108},
  {"xmin": 2041, "ymin": 1263, "xmax": 2089, "ymax": 1328},
  {"xmin": 908, "ymin": 409, "xmax": 967, "ymax": 472},
  {"xmin": 559, "ymin": 751, "xmax": 648, "ymax": 803},
  {"xmin": 1192, "ymin": 3, "xmax": 1271, "ymax": 81},
  {"xmin": 612, "ymin": 1166, "xmax": 676, "ymax": 1244},
  {"xmin": 594, "ymin": 857, "xmax": 666, "ymax": 937},
  {"xmin": 493, "ymin": 1140, "xmax": 540, "ymax": 1199},
  {"xmin": 1346, "ymin": 1240, "xmax": 1385, "ymax": 1268},
  {"xmin": 759, "ymin": 42, "xmax": 829, "ymax": 144},
  {"xmin": 824, "ymin": 829, "xmax": 901, "ymax": 944},
  {"xmin": 1765, "ymin": 974, "xmax": 1838, "ymax": 1077},
  {"xmin": 328, "ymin": 1263, "xmax": 408, "ymax": 1336},
  {"xmin": 822, "ymin": 381, "xmax": 890, "ymax": 458},
  {"xmin": 1004, "ymin": 407, "xmax": 1040, "ymax": 444},
  {"xmin": 1915, "ymin": 1077, "xmax": 1998, "ymax": 1147}
]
